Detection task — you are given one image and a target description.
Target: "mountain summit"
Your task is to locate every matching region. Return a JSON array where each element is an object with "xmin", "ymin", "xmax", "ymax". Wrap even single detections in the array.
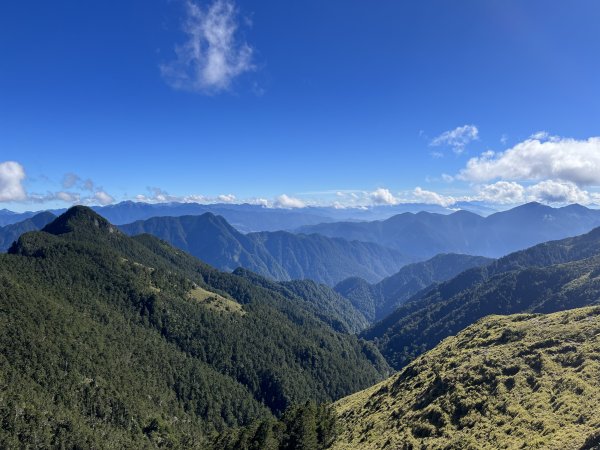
[{"xmin": 42, "ymin": 205, "xmax": 120, "ymax": 236}]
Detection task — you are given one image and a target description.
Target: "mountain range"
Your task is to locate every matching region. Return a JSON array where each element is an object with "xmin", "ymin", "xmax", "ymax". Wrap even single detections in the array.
[
  {"xmin": 334, "ymin": 253, "xmax": 492, "ymax": 322},
  {"xmin": 0, "ymin": 201, "xmax": 477, "ymax": 230},
  {"xmin": 5, "ymin": 202, "xmax": 600, "ymax": 447},
  {"xmin": 0, "ymin": 206, "xmax": 389, "ymax": 447},
  {"xmin": 0, "ymin": 211, "xmax": 56, "ymax": 251},
  {"xmin": 119, "ymin": 213, "xmax": 414, "ymax": 285},
  {"xmin": 362, "ymin": 224, "xmax": 600, "ymax": 369},
  {"xmin": 298, "ymin": 202, "xmax": 600, "ymax": 258}
]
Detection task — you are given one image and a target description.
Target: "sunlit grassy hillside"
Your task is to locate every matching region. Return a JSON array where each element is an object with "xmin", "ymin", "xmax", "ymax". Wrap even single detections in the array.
[{"xmin": 335, "ymin": 307, "xmax": 600, "ymax": 449}]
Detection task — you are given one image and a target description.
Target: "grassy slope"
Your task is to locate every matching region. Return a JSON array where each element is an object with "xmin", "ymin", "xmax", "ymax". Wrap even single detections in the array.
[{"xmin": 335, "ymin": 307, "xmax": 600, "ymax": 449}]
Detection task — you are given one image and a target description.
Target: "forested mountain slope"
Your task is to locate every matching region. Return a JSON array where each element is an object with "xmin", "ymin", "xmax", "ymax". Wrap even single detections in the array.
[
  {"xmin": 0, "ymin": 211, "xmax": 55, "ymax": 251},
  {"xmin": 335, "ymin": 307, "xmax": 600, "ymax": 449},
  {"xmin": 120, "ymin": 213, "xmax": 412, "ymax": 285},
  {"xmin": 363, "ymin": 226, "xmax": 600, "ymax": 369},
  {"xmin": 335, "ymin": 253, "xmax": 492, "ymax": 321},
  {"xmin": 0, "ymin": 206, "xmax": 389, "ymax": 448}
]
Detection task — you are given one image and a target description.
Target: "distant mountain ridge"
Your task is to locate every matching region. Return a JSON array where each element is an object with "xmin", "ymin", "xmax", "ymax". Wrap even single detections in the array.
[
  {"xmin": 298, "ymin": 202, "xmax": 600, "ymax": 258},
  {"xmin": 0, "ymin": 200, "xmax": 494, "ymax": 229},
  {"xmin": 120, "ymin": 213, "xmax": 414, "ymax": 286},
  {"xmin": 334, "ymin": 253, "xmax": 492, "ymax": 321},
  {"xmin": 363, "ymin": 225, "xmax": 600, "ymax": 369},
  {"xmin": 0, "ymin": 212, "xmax": 56, "ymax": 251}
]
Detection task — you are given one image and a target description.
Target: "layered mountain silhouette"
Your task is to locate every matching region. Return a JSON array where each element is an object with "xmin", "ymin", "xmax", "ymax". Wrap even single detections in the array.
[
  {"xmin": 299, "ymin": 202, "xmax": 600, "ymax": 258},
  {"xmin": 363, "ymin": 225, "xmax": 600, "ymax": 369},
  {"xmin": 120, "ymin": 213, "xmax": 413, "ymax": 285},
  {"xmin": 334, "ymin": 253, "xmax": 492, "ymax": 322},
  {"xmin": 0, "ymin": 211, "xmax": 56, "ymax": 251}
]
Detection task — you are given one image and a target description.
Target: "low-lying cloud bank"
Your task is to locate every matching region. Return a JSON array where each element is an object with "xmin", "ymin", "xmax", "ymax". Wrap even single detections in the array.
[{"xmin": 3, "ymin": 134, "xmax": 599, "ymax": 210}]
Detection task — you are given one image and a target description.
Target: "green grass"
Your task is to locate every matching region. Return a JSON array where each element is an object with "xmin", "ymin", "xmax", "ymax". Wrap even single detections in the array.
[
  {"xmin": 334, "ymin": 306, "xmax": 600, "ymax": 449},
  {"xmin": 188, "ymin": 286, "xmax": 245, "ymax": 315}
]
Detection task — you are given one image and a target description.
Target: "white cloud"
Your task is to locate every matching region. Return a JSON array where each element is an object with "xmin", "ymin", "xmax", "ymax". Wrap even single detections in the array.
[
  {"xmin": 412, "ymin": 187, "xmax": 456, "ymax": 207},
  {"xmin": 93, "ymin": 191, "xmax": 115, "ymax": 206},
  {"xmin": 431, "ymin": 125, "xmax": 479, "ymax": 154},
  {"xmin": 55, "ymin": 191, "xmax": 81, "ymax": 203},
  {"xmin": 475, "ymin": 180, "xmax": 597, "ymax": 205},
  {"xmin": 217, "ymin": 193, "xmax": 236, "ymax": 203},
  {"xmin": 274, "ymin": 194, "xmax": 305, "ymax": 209},
  {"xmin": 369, "ymin": 188, "xmax": 398, "ymax": 205},
  {"xmin": 0, "ymin": 161, "xmax": 27, "ymax": 202},
  {"xmin": 460, "ymin": 136, "xmax": 600, "ymax": 186},
  {"xmin": 477, "ymin": 181, "xmax": 526, "ymax": 204},
  {"xmin": 135, "ymin": 187, "xmax": 210, "ymax": 203},
  {"xmin": 248, "ymin": 197, "xmax": 269, "ymax": 207},
  {"xmin": 527, "ymin": 180, "xmax": 591, "ymax": 204},
  {"xmin": 161, "ymin": 0, "xmax": 254, "ymax": 94}
]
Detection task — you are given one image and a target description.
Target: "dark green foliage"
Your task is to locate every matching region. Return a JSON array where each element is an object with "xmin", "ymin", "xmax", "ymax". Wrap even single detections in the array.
[
  {"xmin": 234, "ymin": 268, "xmax": 369, "ymax": 333},
  {"xmin": 0, "ymin": 211, "xmax": 55, "ymax": 251},
  {"xmin": 211, "ymin": 402, "xmax": 338, "ymax": 450},
  {"xmin": 364, "ymin": 225, "xmax": 600, "ymax": 369},
  {"xmin": 0, "ymin": 207, "xmax": 389, "ymax": 447},
  {"xmin": 120, "ymin": 213, "xmax": 413, "ymax": 285},
  {"xmin": 335, "ymin": 253, "xmax": 492, "ymax": 321}
]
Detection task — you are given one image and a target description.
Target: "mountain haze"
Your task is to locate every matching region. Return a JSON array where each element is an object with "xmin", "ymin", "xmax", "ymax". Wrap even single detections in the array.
[
  {"xmin": 0, "ymin": 212, "xmax": 56, "ymax": 251},
  {"xmin": 120, "ymin": 213, "xmax": 413, "ymax": 285},
  {"xmin": 335, "ymin": 253, "xmax": 492, "ymax": 322},
  {"xmin": 364, "ymin": 226, "xmax": 600, "ymax": 369},
  {"xmin": 299, "ymin": 202, "xmax": 600, "ymax": 258}
]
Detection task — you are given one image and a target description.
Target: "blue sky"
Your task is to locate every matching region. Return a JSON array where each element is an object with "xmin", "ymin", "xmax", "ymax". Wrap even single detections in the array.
[{"xmin": 1, "ymin": 0, "xmax": 600, "ymax": 211}]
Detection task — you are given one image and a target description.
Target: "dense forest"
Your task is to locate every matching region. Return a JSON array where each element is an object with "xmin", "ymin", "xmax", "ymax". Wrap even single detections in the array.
[
  {"xmin": 0, "ymin": 206, "xmax": 388, "ymax": 447},
  {"xmin": 334, "ymin": 253, "xmax": 492, "ymax": 321}
]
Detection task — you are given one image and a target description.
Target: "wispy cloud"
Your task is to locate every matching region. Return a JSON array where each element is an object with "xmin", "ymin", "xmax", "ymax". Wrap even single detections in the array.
[
  {"xmin": 0, "ymin": 163, "xmax": 116, "ymax": 206},
  {"xmin": 62, "ymin": 173, "xmax": 99, "ymax": 192},
  {"xmin": 431, "ymin": 124, "xmax": 479, "ymax": 154},
  {"xmin": 161, "ymin": 0, "xmax": 254, "ymax": 94}
]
